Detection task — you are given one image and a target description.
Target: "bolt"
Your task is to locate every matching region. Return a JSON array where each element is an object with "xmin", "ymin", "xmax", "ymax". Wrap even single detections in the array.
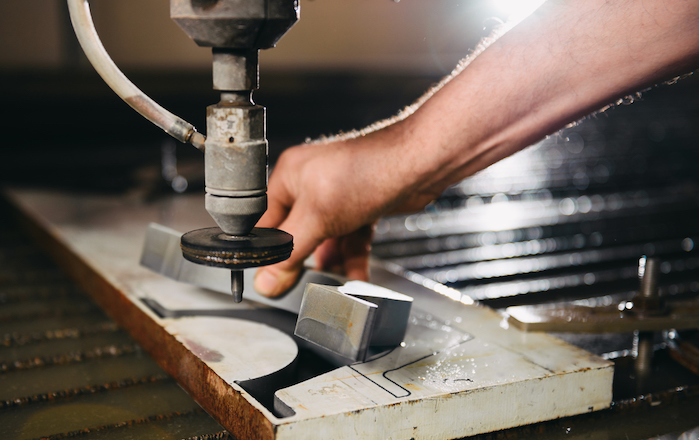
[
  {"xmin": 633, "ymin": 256, "xmax": 661, "ymax": 392},
  {"xmin": 639, "ymin": 256, "xmax": 660, "ymax": 300}
]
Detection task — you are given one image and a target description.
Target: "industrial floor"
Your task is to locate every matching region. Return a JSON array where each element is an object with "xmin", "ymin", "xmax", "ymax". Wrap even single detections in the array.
[{"xmin": 0, "ymin": 201, "xmax": 233, "ymax": 440}]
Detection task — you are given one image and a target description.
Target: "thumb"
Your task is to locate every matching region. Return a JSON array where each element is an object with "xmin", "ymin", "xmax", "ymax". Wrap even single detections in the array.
[{"xmin": 253, "ymin": 209, "xmax": 325, "ymax": 297}]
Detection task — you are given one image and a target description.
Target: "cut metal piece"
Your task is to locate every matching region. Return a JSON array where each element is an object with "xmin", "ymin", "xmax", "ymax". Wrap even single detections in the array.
[
  {"xmin": 338, "ymin": 281, "xmax": 414, "ymax": 348},
  {"xmin": 295, "ymin": 284, "xmax": 377, "ymax": 362},
  {"xmin": 295, "ymin": 282, "xmax": 413, "ymax": 362}
]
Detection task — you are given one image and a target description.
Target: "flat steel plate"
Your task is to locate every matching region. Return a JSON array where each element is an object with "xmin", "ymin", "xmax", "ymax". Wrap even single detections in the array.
[{"xmin": 5, "ymin": 188, "xmax": 614, "ymax": 440}]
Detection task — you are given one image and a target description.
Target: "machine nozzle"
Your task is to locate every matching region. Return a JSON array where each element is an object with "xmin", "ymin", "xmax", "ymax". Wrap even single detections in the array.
[{"xmin": 231, "ymin": 270, "xmax": 244, "ymax": 303}]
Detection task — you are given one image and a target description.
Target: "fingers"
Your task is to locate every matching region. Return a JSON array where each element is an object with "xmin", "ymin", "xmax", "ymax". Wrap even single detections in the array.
[
  {"xmin": 257, "ymin": 162, "xmax": 293, "ymax": 228},
  {"xmin": 314, "ymin": 224, "xmax": 374, "ymax": 281},
  {"xmin": 340, "ymin": 224, "xmax": 374, "ymax": 281},
  {"xmin": 253, "ymin": 207, "xmax": 326, "ymax": 297},
  {"xmin": 257, "ymin": 194, "xmax": 288, "ymax": 229}
]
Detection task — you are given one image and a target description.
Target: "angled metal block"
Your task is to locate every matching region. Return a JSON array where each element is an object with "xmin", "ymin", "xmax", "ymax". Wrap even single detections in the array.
[
  {"xmin": 340, "ymin": 281, "xmax": 414, "ymax": 348},
  {"xmin": 295, "ymin": 284, "xmax": 378, "ymax": 362},
  {"xmin": 295, "ymin": 282, "xmax": 413, "ymax": 362}
]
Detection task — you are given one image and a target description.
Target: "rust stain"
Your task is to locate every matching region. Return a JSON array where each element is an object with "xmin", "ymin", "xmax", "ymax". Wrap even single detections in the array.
[
  {"xmin": 182, "ymin": 338, "xmax": 224, "ymax": 363},
  {"xmin": 403, "ymin": 383, "xmax": 422, "ymax": 392}
]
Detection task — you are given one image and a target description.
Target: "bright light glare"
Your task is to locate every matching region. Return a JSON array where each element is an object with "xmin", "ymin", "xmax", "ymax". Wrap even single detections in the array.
[{"xmin": 493, "ymin": 0, "xmax": 547, "ymax": 21}]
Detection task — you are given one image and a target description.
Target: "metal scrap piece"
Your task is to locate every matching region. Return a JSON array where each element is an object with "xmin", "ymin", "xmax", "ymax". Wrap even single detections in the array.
[
  {"xmin": 295, "ymin": 282, "xmax": 412, "ymax": 362},
  {"xmin": 507, "ymin": 300, "xmax": 699, "ymax": 333}
]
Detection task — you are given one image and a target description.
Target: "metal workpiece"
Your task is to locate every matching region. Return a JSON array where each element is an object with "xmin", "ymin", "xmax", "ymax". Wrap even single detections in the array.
[
  {"xmin": 170, "ymin": 0, "xmax": 299, "ymax": 49},
  {"xmin": 339, "ymin": 281, "xmax": 414, "ymax": 347},
  {"xmin": 294, "ymin": 282, "xmax": 413, "ymax": 362},
  {"xmin": 10, "ymin": 192, "xmax": 621, "ymax": 439}
]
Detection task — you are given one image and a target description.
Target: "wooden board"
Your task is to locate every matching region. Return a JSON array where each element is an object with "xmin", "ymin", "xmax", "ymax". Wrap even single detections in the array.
[{"xmin": 5, "ymin": 188, "xmax": 613, "ymax": 440}]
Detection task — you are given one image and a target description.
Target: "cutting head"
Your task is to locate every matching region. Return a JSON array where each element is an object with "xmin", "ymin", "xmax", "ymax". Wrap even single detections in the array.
[{"xmin": 171, "ymin": 0, "xmax": 300, "ymax": 301}]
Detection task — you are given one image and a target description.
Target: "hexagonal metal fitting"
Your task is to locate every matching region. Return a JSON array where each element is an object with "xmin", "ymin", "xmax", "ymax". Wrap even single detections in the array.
[
  {"xmin": 207, "ymin": 104, "xmax": 264, "ymax": 142},
  {"xmin": 171, "ymin": 0, "xmax": 299, "ymax": 49}
]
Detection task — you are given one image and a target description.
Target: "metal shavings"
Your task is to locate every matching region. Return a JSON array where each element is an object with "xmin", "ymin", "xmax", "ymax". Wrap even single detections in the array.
[
  {"xmin": 0, "ymin": 343, "xmax": 140, "ymax": 373},
  {"xmin": 0, "ymin": 373, "xmax": 172, "ymax": 409},
  {"xmin": 1, "ymin": 322, "xmax": 119, "ymax": 348}
]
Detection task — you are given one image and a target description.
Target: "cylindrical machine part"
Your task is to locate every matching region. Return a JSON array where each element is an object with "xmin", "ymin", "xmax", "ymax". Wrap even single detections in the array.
[
  {"xmin": 204, "ymin": 100, "xmax": 268, "ymax": 236},
  {"xmin": 633, "ymin": 330, "xmax": 654, "ymax": 392},
  {"xmin": 639, "ymin": 256, "xmax": 660, "ymax": 299},
  {"xmin": 633, "ymin": 256, "xmax": 661, "ymax": 392},
  {"xmin": 213, "ymin": 49, "xmax": 259, "ymax": 91},
  {"xmin": 205, "ymin": 104, "xmax": 266, "ymax": 192}
]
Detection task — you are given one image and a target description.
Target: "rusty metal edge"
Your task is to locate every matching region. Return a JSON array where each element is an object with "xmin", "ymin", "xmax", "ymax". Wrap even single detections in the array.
[{"xmin": 1, "ymin": 191, "xmax": 276, "ymax": 440}]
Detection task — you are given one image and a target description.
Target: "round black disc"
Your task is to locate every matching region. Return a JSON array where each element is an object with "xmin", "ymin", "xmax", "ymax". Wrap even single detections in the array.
[{"xmin": 181, "ymin": 227, "xmax": 293, "ymax": 269}]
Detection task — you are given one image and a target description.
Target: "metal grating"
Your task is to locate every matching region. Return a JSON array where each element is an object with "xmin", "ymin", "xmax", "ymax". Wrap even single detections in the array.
[
  {"xmin": 0, "ymin": 204, "xmax": 232, "ymax": 440},
  {"xmin": 374, "ymin": 88, "xmax": 699, "ymax": 310}
]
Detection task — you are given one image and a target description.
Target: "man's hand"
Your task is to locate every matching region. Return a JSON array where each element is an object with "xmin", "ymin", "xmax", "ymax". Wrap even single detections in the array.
[{"xmin": 253, "ymin": 121, "xmax": 440, "ymax": 297}]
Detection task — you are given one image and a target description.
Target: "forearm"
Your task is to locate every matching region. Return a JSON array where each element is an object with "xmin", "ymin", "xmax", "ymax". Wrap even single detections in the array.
[
  {"xmin": 399, "ymin": 0, "xmax": 699, "ymax": 200},
  {"xmin": 254, "ymin": 0, "xmax": 699, "ymax": 295}
]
